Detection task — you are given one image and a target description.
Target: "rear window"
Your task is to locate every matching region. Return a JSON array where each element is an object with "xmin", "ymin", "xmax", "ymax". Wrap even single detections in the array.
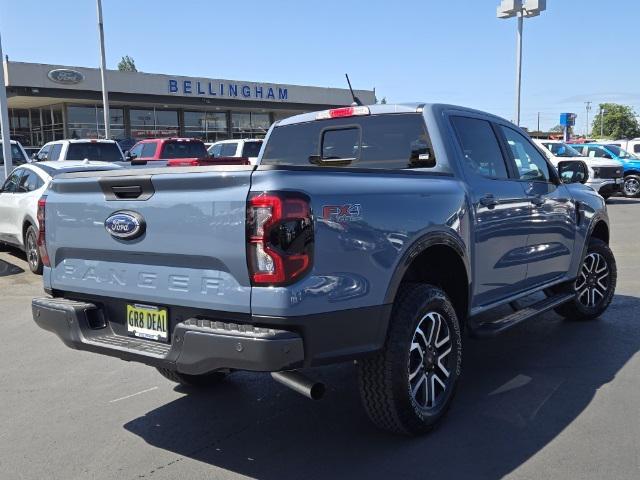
[
  {"xmin": 160, "ymin": 141, "xmax": 207, "ymax": 159},
  {"xmin": 242, "ymin": 141, "xmax": 262, "ymax": 158},
  {"xmin": 66, "ymin": 142, "xmax": 124, "ymax": 162},
  {"xmin": 261, "ymin": 114, "xmax": 434, "ymax": 169}
]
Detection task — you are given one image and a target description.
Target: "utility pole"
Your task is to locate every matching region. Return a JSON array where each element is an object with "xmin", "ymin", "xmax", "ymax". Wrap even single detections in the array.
[
  {"xmin": 537, "ymin": 111, "xmax": 540, "ymax": 133},
  {"xmin": 585, "ymin": 101, "xmax": 592, "ymax": 137},
  {"xmin": 0, "ymin": 34, "xmax": 12, "ymax": 181},
  {"xmin": 96, "ymin": 0, "xmax": 110, "ymax": 139}
]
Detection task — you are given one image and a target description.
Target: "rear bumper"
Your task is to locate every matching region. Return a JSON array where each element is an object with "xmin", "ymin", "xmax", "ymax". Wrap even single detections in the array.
[{"xmin": 32, "ymin": 297, "xmax": 305, "ymax": 375}]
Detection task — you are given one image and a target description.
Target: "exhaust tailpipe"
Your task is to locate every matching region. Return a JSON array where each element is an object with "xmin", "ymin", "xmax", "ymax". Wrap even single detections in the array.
[{"xmin": 271, "ymin": 371, "xmax": 325, "ymax": 400}]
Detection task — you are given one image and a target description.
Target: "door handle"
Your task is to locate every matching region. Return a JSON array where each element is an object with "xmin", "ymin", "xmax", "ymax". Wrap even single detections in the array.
[
  {"xmin": 479, "ymin": 194, "xmax": 499, "ymax": 208},
  {"xmin": 529, "ymin": 195, "xmax": 545, "ymax": 207}
]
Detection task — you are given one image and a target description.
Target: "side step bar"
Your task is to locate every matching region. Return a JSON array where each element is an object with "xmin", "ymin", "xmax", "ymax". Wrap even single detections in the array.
[{"xmin": 469, "ymin": 293, "xmax": 574, "ymax": 338}]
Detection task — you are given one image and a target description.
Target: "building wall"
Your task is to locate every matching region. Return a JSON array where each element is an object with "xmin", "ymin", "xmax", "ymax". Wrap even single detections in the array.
[{"xmin": 4, "ymin": 62, "xmax": 376, "ymax": 107}]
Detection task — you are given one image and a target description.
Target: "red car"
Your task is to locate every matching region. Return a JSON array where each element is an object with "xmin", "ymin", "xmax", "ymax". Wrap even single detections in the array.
[{"xmin": 126, "ymin": 138, "xmax": 209, "ymax": 163}]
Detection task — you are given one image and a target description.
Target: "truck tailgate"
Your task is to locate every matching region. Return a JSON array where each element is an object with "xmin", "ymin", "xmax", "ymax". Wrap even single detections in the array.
[{"xmin": 44, "ymin": 167, "xmax": 252, "ymax": 313}]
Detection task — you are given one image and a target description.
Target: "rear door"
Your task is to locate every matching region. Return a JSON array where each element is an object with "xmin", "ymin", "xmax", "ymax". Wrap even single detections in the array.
[
  {"xmin": 498, "ymin": 125, "xmax": 576, "ymax": 287},
  {"xmin": 46, "ymin": 167, "xmax": 254, "ymax": 313},
  {"xmin": 450, "ymin": 115, "xmax": 531, "ymax": 307}
]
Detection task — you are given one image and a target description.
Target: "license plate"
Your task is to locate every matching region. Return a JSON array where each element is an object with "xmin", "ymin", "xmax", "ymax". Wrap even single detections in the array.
[
  {"xmin": 616, "ymin": 178, "xmax": 624, "ymax": 184},
  {"xmin": 126, "ymin": 303, "xmax": 168, "ymax": 342}
]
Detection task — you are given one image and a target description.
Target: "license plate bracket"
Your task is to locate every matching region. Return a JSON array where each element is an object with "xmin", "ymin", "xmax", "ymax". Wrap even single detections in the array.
[{"xmin": 126, "ymin": 303, "xmax": 169, "ymax": 342}]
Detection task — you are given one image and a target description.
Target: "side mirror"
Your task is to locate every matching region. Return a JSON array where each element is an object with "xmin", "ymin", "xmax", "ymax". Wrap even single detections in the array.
[
  {"xmin": 125, "ymin": 152, "xmax": 137, "ymax": 161},
  {"xmin": 31, "ymin": 153, "xmax": 39, "ymax": 161},
  {"xmin": 558, "ymin": 160, "xmax": 589, "ymax": 184}
]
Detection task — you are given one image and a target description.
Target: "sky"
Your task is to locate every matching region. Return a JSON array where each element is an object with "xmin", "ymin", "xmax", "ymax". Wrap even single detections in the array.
[{"xmin": 1, "ymin": 0, "xmax": 639, "ymax": 133}]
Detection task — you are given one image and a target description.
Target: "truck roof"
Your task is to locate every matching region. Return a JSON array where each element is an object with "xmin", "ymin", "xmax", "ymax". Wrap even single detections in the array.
[{"xmin": 274, "ymin": 103, "xmax": 510, "ymax": 127}]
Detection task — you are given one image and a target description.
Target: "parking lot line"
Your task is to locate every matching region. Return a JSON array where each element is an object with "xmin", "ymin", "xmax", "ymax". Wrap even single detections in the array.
[{"xmin": 109, "ymin": 386, "xmax": 158, "ymax": 404}]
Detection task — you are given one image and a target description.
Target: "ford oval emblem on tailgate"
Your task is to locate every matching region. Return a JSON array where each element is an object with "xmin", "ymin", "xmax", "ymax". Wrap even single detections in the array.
[{"xmin": 105, "ymin": 211, "xmax": 145, "ymax": 240}]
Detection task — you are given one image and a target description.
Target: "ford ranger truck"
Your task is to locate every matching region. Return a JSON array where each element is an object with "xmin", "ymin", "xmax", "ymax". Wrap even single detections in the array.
[{"xmin": 32, "ymin": 104, "xmax": 616, "ymax": 435}]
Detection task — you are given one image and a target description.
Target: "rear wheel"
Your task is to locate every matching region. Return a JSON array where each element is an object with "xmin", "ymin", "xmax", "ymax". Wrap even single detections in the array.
[
  {"xmin": 623, "ymin": 175, "xmax": 640, "ymax": 197},
  {"xmin": 552, "ymin": 238, "xmax": 616, "ymax": 320},
  {"xmin": 358, "ymin": 284, "xmax": 462, "ymax": 435},
  {"xmin": 25, "ymin": 225, "xmax": 42, "ymax": 274},
  {"xmin": 156, "ymin": 367, "xmax": 227, "ymax": 387}
]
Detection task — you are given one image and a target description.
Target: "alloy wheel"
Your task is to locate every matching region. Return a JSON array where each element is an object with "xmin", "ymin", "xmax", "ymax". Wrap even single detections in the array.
[
  {"xmin": 624, "ymin": 177, "xmax": 640, "ymax": 196},
  {"xmin": 26, "ymin": 231, "xmax": 39, "ymax": 271},
  {"xmin": 408, "ymin": 311, "xmax": 453, "ymax": 411},
  {"xmin": 576, "ymin": 252, "xmax": 610, "ymax": 308}
]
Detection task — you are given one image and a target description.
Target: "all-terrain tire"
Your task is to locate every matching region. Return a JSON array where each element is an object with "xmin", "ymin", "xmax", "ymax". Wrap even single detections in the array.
[
  {"xmin": 357, "ymin": 284, "xmax": 462, "ymax": 435},
  {"xmin": 552, "ymin": 238, "xmax": 616, "ymax": 320},
  {"xmin": 156, "ymin": 367, "xmax": 227, "ymax": 387}
]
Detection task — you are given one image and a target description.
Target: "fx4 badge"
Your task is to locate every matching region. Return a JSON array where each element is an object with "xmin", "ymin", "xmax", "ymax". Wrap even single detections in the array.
[{"xmin": 322, "ymin": 204, "xmax": 363, "ymax": 222}]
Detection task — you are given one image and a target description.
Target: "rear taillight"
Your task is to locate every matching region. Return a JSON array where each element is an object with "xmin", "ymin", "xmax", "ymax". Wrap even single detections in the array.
[
  {"xmin": 37, "ymin": 195, "xmax": 50, "ymax": 267},
  {"xmin": 247, "ymin": 192, "xmax": 313, "ymax": 286}
]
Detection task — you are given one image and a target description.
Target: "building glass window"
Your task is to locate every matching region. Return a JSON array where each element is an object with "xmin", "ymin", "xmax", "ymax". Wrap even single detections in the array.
[
  {"xmin": 42, "ymin": 105, "xmax": 64, "ymax": 143},
  {"xmin": 231, "ymin": 112, "xmax": 271, "ymax": 138},
  {"xmin": 184, "ymin": 111, "xmax": 228, "ymax": 142},
  {"xmin": 130, "ymin": 108, "xmax": 179, "ymax": 139},
  {"xmin": 68, "ymin": 105, "xmax": 124, "ymax": 140}
]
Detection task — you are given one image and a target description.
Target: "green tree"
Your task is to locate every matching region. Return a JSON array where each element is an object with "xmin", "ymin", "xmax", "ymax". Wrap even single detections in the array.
[
  {"xmin": 117, "ymin": 55, "xmax": 137, "ymax": 72},
  {"xmin": 550, "ymin": 124, "xmax": 563, "ymax": 132},
  {"xmin": 591, "ymin": 103, "xmax": 640, "ymax": 139},
  {"xmin": 380, "ymin": 97, "xmax": 387, "ymax": 104}
]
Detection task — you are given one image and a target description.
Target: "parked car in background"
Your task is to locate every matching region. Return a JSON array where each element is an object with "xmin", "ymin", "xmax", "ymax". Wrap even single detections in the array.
[
  {"xmin": 0, "ymin": 161, "xmax": 122, "ymax": 273},
  {"xmin": 208, "ymin": 139, "xmax": 263, "ymax": 165},
  {"xmin": 571, "ymin": 143, "xmax": 640, "ymax": 197},
  {"xmin": 34, "ymin": 139, "xmax": 125, "ymax": 163},
  {"xmin": 1, "ymin": 140, "xmax": 30, "ymax": 165},
  {"xmin": 32, "ymin": 103, "xmax": 615, "ymax": 435},
  {"xmin": 604, "ymin": 139, "xmax": 640, "ymax": 156},
  {"xmin": 125, "ymin": 138, "xmax": 208, "ymax": 163},
  {"xmin": 533, "ymin": 139, "xmax": 623, "ymax": 199}
]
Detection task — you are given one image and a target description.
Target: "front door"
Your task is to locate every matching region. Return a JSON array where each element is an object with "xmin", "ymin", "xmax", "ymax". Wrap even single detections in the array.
[
  {"xmin": 450, "ymin": 115, "xmax": 531, "ymax": 308},
  {"xmin": 499, "ymin": 125, "xmax": 576, "ymax": 287}
]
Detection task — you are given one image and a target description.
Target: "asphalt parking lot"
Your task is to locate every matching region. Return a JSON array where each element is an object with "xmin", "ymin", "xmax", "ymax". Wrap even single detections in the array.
[{"xmin": 1, "ymin": 198, "xmax": 639, "ymax": 480}]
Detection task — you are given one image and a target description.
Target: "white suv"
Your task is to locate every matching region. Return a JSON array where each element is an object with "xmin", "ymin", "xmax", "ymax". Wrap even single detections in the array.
[
  {"xmin": 34, "ymin": 139, "xmax": 125, "ymax": 163},
  {"xmin": 207, "ymin": 139, "xmax": 263, "ymax": 165},
  {"xmin": 534, "ymin": 139, "xmax": 624, "ymax": 199}
]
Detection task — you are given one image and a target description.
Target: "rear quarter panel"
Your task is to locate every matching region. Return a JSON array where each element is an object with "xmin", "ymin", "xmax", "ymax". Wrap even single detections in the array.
[{"xmin": 249, "ymin": 168, "xmax": 470, "ymax": 317}]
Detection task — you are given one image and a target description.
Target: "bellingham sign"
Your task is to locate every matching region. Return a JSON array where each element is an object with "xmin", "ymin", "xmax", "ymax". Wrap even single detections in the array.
[{"xmin": 168, "ymin": 79, "xmax": 288, "ymax": 101}]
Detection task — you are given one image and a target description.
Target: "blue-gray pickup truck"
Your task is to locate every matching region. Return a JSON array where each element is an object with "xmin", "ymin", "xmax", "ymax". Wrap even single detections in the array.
[{"xmin": 32, "ymin": 104, "xmax": 616, "ymax": 435}]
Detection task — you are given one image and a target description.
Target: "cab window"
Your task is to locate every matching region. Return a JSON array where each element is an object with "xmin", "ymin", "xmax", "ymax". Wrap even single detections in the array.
[
  {"xmin": 500, "ymin": 126, "xmax": 551, "ymax": 182},
  {"xmin": 586, "ymin": 146, "xmax": 612, "ymax": 159},
  {"xmin": 2, "ymin": 169, "xmax": 24, "ymax": 192},
  {"xmin": 141, "ymin": 143, "xmax": 157, "ymax": 158},
  {"xmin": 49, "ymin": 143, "xmax": 62, "ymax": 161},
  {"xmin": 451, "ymin": 116, "xmax": 509, "ymax": 179},
  {"xmin": 18, "ymin": 170, "xmax": 44, "ymax": 192},
  {"xmin": 220, "ymin": 143, "xmax": 238, "ymax": 157}
]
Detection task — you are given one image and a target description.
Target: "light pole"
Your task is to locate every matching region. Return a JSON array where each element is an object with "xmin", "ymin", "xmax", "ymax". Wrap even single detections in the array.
[
  {"xmin": 497, "ymin": 0, "xmax": 547, "ymax": 126},
  {"xmin": 96, "ymin": 0, "xmax": 110, "ymax": 139},
  {"xmin": 585, "ymin": 101, "xmax": 592, "ymax": 137},
  {"xmin": 0, "ymin": 34, "xmax": 12, "ymax": 181}
]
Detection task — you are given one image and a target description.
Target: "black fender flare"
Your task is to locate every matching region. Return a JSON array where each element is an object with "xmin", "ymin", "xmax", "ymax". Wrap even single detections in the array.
[{"xmin": 383, "ymin": 229, "xmax": 471, "ymax": 306}]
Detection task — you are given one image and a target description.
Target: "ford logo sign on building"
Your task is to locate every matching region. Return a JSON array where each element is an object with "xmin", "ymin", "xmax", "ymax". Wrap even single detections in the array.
[
  {"xmin": 47, "ymin": 68, "xmax": 84, "ymax": 85},
  {"xmin": 105, "ymin": 212, "xmax": 145, "ymax": 240}
]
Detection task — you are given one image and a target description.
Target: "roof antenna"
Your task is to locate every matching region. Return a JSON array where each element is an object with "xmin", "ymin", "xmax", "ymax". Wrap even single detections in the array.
[{"xmin": 345, "ymin": 74, "xmax": 363, "ymax": 106}]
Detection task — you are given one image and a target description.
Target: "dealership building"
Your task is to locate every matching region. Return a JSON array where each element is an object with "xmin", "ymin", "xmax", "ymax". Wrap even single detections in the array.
[{"xmin": 3, "ymin": 61, "xmax": 376, "ymax": 147}]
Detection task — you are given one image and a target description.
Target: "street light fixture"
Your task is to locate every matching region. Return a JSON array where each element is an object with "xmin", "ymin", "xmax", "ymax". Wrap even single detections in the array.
[{"xmin": 497, "ymin": 0, "xmax": 547, "ymax": 126}]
